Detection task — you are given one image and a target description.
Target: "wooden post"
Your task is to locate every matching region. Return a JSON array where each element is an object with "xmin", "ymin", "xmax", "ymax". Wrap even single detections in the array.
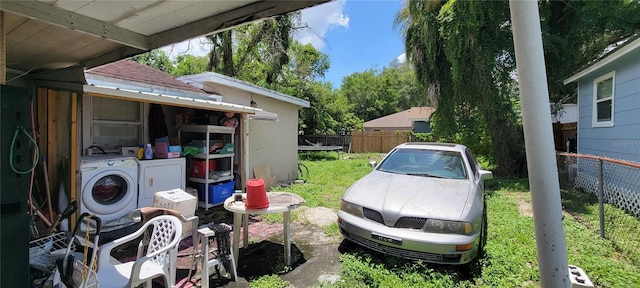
[{"xmin": 69, "ymin": 93, "xmax": 78, "ymax": 230}]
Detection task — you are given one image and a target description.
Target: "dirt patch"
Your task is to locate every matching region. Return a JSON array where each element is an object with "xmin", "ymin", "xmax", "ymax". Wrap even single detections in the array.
[
  {"xmin": 516, "ymin": 197, "xmax": 572, "ymax": 220},
  {"xmin": 518, "ymin": 199, "xmax": 534, "ymax": 217},
  {"xmin": 106, "ymin": 206, "xmax": 341, "ymax": 287}
]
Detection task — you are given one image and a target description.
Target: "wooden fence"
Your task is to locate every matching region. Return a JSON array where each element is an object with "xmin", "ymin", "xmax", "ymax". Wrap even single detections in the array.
[
  {"xmin": 553, "ymin": 122, "xmax": 577, "ymax": 152},
  {"xmin": 350, "ymin": 131, "xmax": 412, "ymax": 153},
  {"xmin": 300, "ymin": 131, "xmax": 427, "ymax": 153},
  {"xmin": 301, "ymin": 123, "xmax": 577, "ymax": 154}
]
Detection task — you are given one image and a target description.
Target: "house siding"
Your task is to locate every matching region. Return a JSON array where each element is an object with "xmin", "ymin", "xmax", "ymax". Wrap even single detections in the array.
[
  {"xmin": 577, "ymin": 50, "xmax": 640, "ymax": 162},
  {"xmin": 413, "ymin": 121, "xmax": 432, "ymax": 133}
]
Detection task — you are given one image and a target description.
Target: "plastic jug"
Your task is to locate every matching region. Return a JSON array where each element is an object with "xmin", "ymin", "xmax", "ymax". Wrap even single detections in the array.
[
  {"xmin": 245, "ymin": 178, "xmax": 269, "ymax": 209},
  {"xmin": 137, "ymin": 144, "xmax": 144, "ymax": 160},
  {"xmin": 144, "ymin": 143, "xmax": 153, "ymax": 160}
]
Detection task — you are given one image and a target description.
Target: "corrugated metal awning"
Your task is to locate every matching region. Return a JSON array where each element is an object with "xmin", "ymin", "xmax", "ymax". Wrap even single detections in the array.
[{"xmin": 83, "ymin": 84, "xmax": 262, "ymax": 114}]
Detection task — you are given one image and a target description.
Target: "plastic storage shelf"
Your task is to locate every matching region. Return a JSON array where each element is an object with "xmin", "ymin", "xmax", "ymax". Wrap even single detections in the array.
[{"xmin": 179, "ymin": 125, "xmax": 235, "ymax": 209}]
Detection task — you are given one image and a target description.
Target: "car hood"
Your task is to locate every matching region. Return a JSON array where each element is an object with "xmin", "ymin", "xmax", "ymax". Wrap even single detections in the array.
[{"xmin": 344, "ymin": 171, "xmax": 473, "ymax": 222}]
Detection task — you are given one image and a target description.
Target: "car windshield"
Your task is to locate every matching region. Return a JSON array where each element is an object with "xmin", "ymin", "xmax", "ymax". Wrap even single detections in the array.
[{"xmin": 377, "ymin": 148, "xmax": 467, "ymax": 179}]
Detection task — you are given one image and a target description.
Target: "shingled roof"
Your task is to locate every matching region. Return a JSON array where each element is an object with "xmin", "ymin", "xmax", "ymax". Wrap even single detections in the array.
[
  {"xmin": 364, "ymin": 107, "xmax": 434, "ymax": 130},
  {"xmin": 86, "ymin": 60, "xmax": 218, "ymax": 95}
]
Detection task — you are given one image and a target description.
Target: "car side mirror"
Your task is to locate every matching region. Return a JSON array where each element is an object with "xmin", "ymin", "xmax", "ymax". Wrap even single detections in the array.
[
  {"xmin": 369, "ymin": 160, "xmax": 377, "ymax": 169},
  {"xmin": 479, "ymin": 170, "xmax": 493, "ymax": 180}
]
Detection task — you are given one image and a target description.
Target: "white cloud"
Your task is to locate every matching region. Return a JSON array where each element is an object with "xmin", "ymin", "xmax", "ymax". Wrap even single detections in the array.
[
  {"xmin": 161, "ymin": 0, "xmax": 349, "ymax": 58},
  {"xmin": 295, "ymin": 0, "xmax": 349, "ymax": 50},
  {"xmin": 396, "ymin": 53, "xmax": 406, "ymax": 63}
]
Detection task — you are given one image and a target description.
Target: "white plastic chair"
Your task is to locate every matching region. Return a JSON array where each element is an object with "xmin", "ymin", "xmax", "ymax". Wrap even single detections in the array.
[
  {"xmin": 128, "ymin": 207, "xmax": 199, "ymax": 286},
  {"xmin": 97, "ymin": 215, "xmax": 182, "ymax": 288}
]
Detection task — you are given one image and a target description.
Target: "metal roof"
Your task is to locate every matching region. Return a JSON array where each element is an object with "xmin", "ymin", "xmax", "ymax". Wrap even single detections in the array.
[
  {"xmin": 83, "ymin": 60, "xmax": 260, "ymax": 114},
  {"xmin": 178, "ymin": 72, "xmax": 311, "ymax": 108},
  {"xmin": 1, "ymin": 0, "xmax": 329, "ymax": 78}
]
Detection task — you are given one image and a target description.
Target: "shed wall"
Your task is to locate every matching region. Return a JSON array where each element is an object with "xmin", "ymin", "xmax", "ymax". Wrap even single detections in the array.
[{"xmin": 204, "ymin": 83, "xmax": 300, "ymax": 183}]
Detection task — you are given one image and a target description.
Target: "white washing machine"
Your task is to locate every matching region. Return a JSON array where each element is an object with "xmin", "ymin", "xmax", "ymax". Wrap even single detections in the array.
[
  {"xmin": 80, "ymin": 156, "xmax": 138, "ymax": 232},
  {"xmin": 136, "ymin": 158, "xmax": 186, "ymax": 208}
]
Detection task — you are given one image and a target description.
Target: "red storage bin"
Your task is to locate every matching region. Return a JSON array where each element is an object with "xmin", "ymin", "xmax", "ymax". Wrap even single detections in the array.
[{"xmin": 190, "ymin": 159, "xmax": 216, "ymax": 178}]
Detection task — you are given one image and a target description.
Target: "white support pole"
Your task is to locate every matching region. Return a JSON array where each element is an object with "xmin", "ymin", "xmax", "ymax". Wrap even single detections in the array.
[
  {"xmin": 244, "ymin": 115, "xmax": 251, "ymax": 189},
  {"xmin": 509, "ymin": 1, "xmax": 570, "ymax": 287}
]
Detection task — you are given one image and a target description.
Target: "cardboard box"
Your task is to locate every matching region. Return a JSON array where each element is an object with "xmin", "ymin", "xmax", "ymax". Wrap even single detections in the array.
[
  {"xmin": 197, "ymin": 180, "xmax": 235, "ymax": 205},
  {"xmin": 153, "ymin": 188, "xmax": 197, "ymax": 236},
  {"xmin": 155, "ymin": 142, "xmax": 182, "ymax": 159},
  {"xmin": 190, "ymin": 159, "xmax": 216, "ymax": 178}
]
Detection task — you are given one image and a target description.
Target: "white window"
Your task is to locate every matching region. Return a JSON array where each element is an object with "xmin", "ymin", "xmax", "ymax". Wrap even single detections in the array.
[
  {"xmin": 592, "ymin": 71, "xmax": 615, "ymax": 127},
  {"xmin": 84, "ymin": 96, "xmax": 143, "ymax": 153}
]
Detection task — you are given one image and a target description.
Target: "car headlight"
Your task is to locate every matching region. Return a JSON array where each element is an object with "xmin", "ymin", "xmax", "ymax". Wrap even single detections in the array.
[
  {"xmin": 424, "ymin": 219, "xmax": 472, "ymax": 235},
  {"xmin": 340, "ymin": 200, "xmax": 364, "ymax": 218}
]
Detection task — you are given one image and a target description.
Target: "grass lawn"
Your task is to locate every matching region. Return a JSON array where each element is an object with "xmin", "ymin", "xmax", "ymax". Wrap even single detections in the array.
[{"xmin": 253, "ymin": 152, "xmax": 640, "ymax": 288}]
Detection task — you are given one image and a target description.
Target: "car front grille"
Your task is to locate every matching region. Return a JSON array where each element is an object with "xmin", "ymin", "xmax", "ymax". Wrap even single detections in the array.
[
  {"xmin": 363, "ymin": 207, "xmax": 384, "ymax": 224},
  {"xmin": 343, "ymin": 231, "xmax": 461, "ymax": 263},
  {"xmin": 394, "ymin": 217, "xmax": 427, "ymax": 229},
  {"xmin": 363, "ymin": 208, "xmax": 427, "ymax": 229}
]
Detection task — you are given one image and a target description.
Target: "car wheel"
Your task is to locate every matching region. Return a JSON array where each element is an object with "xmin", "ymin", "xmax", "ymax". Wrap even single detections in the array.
[
  {"xmin": 478, "ymin": 210, "xmax": 488, "ymax": 256},
  {"xmin": 478, "ymin": 205, "xmax": 487, "ymax": 258}
]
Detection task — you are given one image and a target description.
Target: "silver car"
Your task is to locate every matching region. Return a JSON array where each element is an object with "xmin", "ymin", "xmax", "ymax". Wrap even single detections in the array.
[{"xmin": 337, "ymin": 142, "xmax": 493, "ymax": 264}]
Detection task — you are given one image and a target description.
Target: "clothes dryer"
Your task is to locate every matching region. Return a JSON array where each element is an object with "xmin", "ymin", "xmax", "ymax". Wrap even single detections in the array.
[
  {"xmin": 79, "ymin": 156, "xmax": 138, "ymax": 232},
  {"xmin": 136, "ymin": 158, "xmax": 186, "ymax": 208}
]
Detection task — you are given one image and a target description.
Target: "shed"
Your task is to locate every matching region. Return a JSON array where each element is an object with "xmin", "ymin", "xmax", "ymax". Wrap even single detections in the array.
[{"xmin": 178, "ymin": 72, "xmax": 310, "ymax": 184}]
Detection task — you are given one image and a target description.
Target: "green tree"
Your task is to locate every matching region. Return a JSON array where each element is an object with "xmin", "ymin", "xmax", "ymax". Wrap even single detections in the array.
[
  {"xmin": 271, "ymin": 42, "xmax": 330, "ymax": 94},
  {"xmin": 396, "ymin": 0, "xmax": 640, "ymax": 177},
  {"xmin": 379, "ymin": 61, "xmax": 428, "ymax": 110},
  {"xmin": 205, "ymin": 17, "xmax": 350, "ymax": 134},
  {"xmin": 132, "ymin": 13, "xmax": 359, "ymax": 135},
  {"xmin": 341, "ymin": 69, "xmax": 390, "ymax": 121},
  {"xmin": 172, "ymin": 54, "xmax": 209, "ymax": 77},
  {"xmin": 396, "ymin": 0, "xmax": 524, "ymax": 176},
  {"xmin": 338, "ymin": 61, "xmax": 426, "ymax": 126},
  {"xmin": 539, "ymin": 0, "xmax": 640, "ymax": 102},
  {"xmin": 131, "ymin": 49, "xmax": 173, "ymax": 73},
  {"xmin": 273, "ymin": 43, "xmax": 357, "ymax": 135},
  {"xmin": 207, "ymin": 13, "xmax": 297, "ymax": 84},
  {"xmin": 299, "ymin": 82, "xmax": 362, "ymax": 135}
]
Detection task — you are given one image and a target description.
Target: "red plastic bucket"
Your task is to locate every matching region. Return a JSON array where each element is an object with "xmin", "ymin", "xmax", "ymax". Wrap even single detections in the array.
[{"xmin": 245, "ymin": 178, "xmax": 269, "ymax": 209}]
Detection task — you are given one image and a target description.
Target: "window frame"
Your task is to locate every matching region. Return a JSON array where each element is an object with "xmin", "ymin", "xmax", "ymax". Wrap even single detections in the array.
[
  {"xmin": 82, "ymin": 96, "xmax": 146, "ymax": 153},
  {"xmin": 591, "ymin": 71, "xmax": 615, "ymax": 128},
  {"xmin": 464, "ymin": 149, "xmax": 479, "ymax": 179}
]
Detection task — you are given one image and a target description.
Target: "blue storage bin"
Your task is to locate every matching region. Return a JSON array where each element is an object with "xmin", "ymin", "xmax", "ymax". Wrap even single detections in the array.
[{"xmin": 197, "ymin": 180, "xmax": 235, "ymax": 205}]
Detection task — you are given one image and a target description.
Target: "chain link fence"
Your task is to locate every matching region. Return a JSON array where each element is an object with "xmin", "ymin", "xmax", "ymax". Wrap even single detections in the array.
[
  {"xmin": 557, "ymin": 152, "xmax": 640, "ymax": 265},
  {"xmin": 558, "ymin": 153, "xmax": 640, "ymax": 218}
]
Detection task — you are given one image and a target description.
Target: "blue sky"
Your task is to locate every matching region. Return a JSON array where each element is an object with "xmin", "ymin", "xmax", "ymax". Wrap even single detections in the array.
[
  {"xmin": 314, "ymin": 0, "xmax": 406, "ymax": 88},
  {"xmin": 163, "ymin": 0, "xmax": 406, "ymax": 89}
]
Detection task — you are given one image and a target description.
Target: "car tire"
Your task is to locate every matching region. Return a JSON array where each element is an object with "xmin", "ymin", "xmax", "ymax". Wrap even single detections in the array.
[
  {"xmin": 461, "ymin": 204, "xmax": 488, "ymax": 275},
  {"xmin": 478, "ymin": 207, "xmax": 487, "ymax": 258}
]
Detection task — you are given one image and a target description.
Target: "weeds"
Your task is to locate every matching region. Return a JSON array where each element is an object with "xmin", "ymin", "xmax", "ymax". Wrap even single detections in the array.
[{"xmin": 249, "ymin": 153, "xmax": 640, "ymax": 288}]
